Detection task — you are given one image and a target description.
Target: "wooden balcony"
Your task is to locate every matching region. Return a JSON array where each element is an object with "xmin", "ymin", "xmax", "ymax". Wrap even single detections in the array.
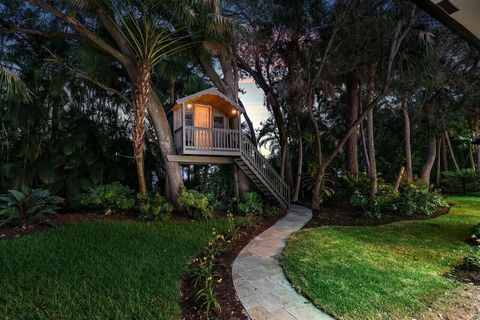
[{"xmin": 175, "ymin": 126, "xmax": 241, "ymax": 156}]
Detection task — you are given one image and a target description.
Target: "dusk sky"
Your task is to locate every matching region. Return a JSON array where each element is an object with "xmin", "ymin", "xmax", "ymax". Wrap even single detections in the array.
[{"xmin": 239, "ymin": 81, "xmax": 269, "ymax": 130}]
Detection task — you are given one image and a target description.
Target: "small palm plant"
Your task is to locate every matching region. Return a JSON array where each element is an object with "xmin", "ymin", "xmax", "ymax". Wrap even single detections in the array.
[{"xmin": 0, "ymin": 187, "xmax": 64, "ymax": 227}]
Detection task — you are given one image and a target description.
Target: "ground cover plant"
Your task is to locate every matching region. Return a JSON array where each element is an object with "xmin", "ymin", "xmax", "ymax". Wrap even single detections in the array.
[
  {"xmin": 0, "ymin": 219, "xmax": 228, "ymax": 319},
  {"xmin": 282, "ymin": 196, "xmax": 480, "ymax": 319}
]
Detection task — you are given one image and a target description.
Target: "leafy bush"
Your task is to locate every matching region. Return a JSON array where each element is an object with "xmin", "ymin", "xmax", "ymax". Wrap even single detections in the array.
[
  {"xmin": 137, "ymin": 193, "xmax": 174, "ymax": 221},
  {"xmin": 469, "ymin": 223, "xmax": 480, "ymax": 246},
  {"xmin": 177, "ymin": 189, "xmax": 213, "ymax": 220},
  {"xmin": 350, "ymin": 182, "xmax": 447, "ymax": 218},
  {"xmin": 398, "ymin": 185, "xmax": 448, "ymax": 216},
  {"xmin": 0, "ymin": 186, "xmax": 64, "ymax": 227},
  {"xmin": 78, "ymin": 182, "xmax": 135, "ymax": 215},
  {"xmin": 238, "ymin": 192, "xmax": 263, "ymax": 215},
  {"xmin": 337, "ymin": 173, "xmax": 371, "ymax": 198}
]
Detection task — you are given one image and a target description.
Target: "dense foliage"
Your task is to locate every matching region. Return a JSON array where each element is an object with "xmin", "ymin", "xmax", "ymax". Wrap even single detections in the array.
[
  {"xmin": 78, "ymin": 182, "xmax": 136, "ymax": 215},
  {"xmin": 0, "ymin": 186, "xmax": 64, "ymax": 227},
  {"xmin": 137, "ymin": 193, "xmax": 174, "ymax": 221},
  {"xmin": 177, "ymin": 189, "xmax": 214, "ymax": 220}
]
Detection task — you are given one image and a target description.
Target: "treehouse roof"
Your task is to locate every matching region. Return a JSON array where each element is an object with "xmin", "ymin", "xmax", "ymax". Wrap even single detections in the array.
[{"xmin": 171, "ymin": 88, "xmax": 244, "ymax": 115}]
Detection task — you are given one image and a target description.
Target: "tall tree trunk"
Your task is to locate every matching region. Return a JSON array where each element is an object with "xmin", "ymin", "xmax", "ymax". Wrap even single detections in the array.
[
  {"xmin": 367, "ymin": 109, "xmax": 377, "ymax": 202},
  {"xmin": 366, "ymin": 64, "xmax": 377, "ymax": 203},
  {"xmin": 306, "ymin": 89, "xmax": 324, "ymax": 210},
  {"xmin": 346, "ymin": 74, "xmax": 359, "ymax": 176},
  {"xmin": 441, "ymin": 132, "xmax": 449, "ymax": 171},
  {"xmin": 292, "ymin": 133, "xmax": 303, "ymax": 202},
  {"xmin": 476, "ymin": 144, "xmax": 480, "ymax": 172},
  {"xmin": 360, "ymin": 120, "xmax": 370, "ymax": 174},
  {"xmin": 133, "ymin": 60, "xmax": 151, "ymax": 197},
  {"xmin": 436, "ymin": 138, "xmax": 442, "ymax": 185},
  {"xmin": 266, "ymin": 92, "xmax": 293, "ymax": 187},
  {"xmin": 280, "ymin": 143, "xmax": 287, "ymax": 178},
  {"xmin": 445, "ymin": 131, "xmax": 459, "ymax": 170},
  {"xmin": 420, "ymin": 104, "xmax": 437, "ymax": 184},
  {"xmin": 403, "ymin": 96, "xmax": 413, "ymax": 183},
  {"xmin": 469, "ymin": 144, "xmax": 475, "ymax": 170}
]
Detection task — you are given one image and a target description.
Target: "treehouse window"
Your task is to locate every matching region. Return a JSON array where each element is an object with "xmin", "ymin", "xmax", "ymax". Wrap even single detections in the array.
[
  {"xmin": 213, "ymin": 116, "xmax": 224, "ymax": 129},
  {"xmin": 185, "ymin": 112, "xmax": 193, "ymax": 126}
]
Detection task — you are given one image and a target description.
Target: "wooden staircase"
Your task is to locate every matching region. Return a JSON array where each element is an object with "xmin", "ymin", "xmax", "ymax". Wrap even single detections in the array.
[{"xmin": 235, "ymin": 133, "xmax": 290, "ymax": 208}]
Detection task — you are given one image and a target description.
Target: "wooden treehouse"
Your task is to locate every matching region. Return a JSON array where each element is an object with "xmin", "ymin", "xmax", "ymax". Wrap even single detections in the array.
[{"xmin": 167, "ymin": 88, "xmax": 290, "ymax": 207}]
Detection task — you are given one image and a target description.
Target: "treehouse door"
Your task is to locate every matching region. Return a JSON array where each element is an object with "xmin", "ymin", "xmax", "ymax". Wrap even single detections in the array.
[{"xmin": 194, "ymin": 105, "xmax": 211, "ymax": 148}]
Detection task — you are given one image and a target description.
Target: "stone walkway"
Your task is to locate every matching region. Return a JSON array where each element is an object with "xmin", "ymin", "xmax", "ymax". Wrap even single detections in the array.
[{"xmin": 232, "ymin": 205, "xmax": 334, "ymax": 320}]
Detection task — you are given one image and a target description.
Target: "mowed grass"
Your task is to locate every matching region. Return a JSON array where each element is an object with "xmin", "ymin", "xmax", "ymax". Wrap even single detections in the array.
[
  {"xmin": 0, "ymin": 219, "xmax": 228, "ymax": 320},
  {"xmin": 282, "ymin": 196, "xmax": 480, "ymax": 320}
]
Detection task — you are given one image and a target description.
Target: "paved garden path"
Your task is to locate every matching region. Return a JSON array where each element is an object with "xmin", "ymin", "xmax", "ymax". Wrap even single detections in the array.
[{"xmin": 232, "ymin": 205, "xmax": 334, "ymax": 320}]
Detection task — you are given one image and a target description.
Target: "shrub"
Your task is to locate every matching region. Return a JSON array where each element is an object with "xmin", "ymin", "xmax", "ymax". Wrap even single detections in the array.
[
  {"xmin": 469, "ymin": 223, "xmax": 480, "ymax": 246},
  {"xmin": 238, "ymin": 192, "xmax": 263, "ymax": 215},
  {"xmin": 78, "ymin": 182, "xmax": 135, "ymax": 215},
  {"xmin": 350, "ymin": 184, "xmax": 400, "ymax": 219},
  {"xmin": 336, "ymin": 172, "xmax": 371, "ymax": 198},
  {"xmin": 177, "ymin": 189, "xmax": 213, "ymax": 220},
  {"xmin": 0, "ymin": 186, "xmax": 64, "ymax": 227},
  {"xmin": 137, "ymin": 193, "xmax": 174, "ymax": 221},
  {"xmin": 463, "ymin": 247, "xmax": 480, "ymax": 271},
  {"xmin": 398, "ymin": 185, "xmax": 448, "ymax": 216}
]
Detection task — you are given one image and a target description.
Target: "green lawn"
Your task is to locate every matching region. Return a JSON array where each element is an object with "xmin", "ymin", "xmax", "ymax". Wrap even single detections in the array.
[
  {"xmin": 282, "ymin": 196, "xmax": 480, "ymax": 320},
  {"xmin": 0, "ymin": 219, "xmax": 227, "ymax": 320}
]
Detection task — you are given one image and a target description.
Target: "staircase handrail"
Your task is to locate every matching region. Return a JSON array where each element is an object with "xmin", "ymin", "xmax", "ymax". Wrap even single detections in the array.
[{"xmin": 240, "ymin": 133, "xmax": 290, "ymax": 204}]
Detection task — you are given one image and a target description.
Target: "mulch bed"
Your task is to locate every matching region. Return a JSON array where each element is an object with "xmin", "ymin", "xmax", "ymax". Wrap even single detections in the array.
[
  {"xmin": 448, "ymin": 265, "xmax": 480, "ymax": 286},
  {"xmin": 0, "ymin": 212, "xmax": 132, "ymax": 241},
  {"xmin": 181, "ymin": 210, "xmax": 286, "ymax": 320}
]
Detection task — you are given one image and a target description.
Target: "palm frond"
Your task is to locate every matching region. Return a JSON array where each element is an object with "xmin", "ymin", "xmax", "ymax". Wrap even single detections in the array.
[{"xmin": 0, "ymin": 67, "xmax": 32, "ymax": 102}]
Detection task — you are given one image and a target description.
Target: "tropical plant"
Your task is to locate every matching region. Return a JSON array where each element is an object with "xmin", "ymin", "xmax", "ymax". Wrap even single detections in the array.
[
  {"xmin": 78, "ymin": 182, "xmax": 136, "ymax": 215},
  {"xmin": 177, "ymin": 189, "xmax": 213, "ymax": 219},
  {"xmin": 0, "ymin": 187, "xmax": 64, "ymax": 227},
  {"xmin": 137, "ymin": 193, "xmax": 174, "ymax": 221},
  {"xmin": 238, "ymin": 192, "xmax": 263, "ymax": 215}
]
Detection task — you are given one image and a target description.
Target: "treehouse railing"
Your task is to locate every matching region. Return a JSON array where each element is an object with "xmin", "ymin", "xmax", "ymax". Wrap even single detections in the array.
[{"xmin": 184, "ymin": 126, "xmax": 240, "ymax": 152}]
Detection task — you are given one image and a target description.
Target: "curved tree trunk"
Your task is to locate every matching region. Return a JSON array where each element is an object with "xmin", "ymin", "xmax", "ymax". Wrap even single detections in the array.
[
  {"xmin": 147, "ymin": 92, "xmax": 183, "ymax": 201},
  {"xmin": 346, "ymin": 74, "xmax": 359, "ymax": 176},
  {"xmin": 420, "ymin": 104, "xmax": 437, "ymax": 184},
  {"xmin": 403, "ymin": 96, "xmax": 413, "ymax": 183}
]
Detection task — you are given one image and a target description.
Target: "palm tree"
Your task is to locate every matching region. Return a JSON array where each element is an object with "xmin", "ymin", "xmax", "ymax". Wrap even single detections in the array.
[{"xmin": 113, "ymin": 2, "xmax": 189, "ymax": 196}]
